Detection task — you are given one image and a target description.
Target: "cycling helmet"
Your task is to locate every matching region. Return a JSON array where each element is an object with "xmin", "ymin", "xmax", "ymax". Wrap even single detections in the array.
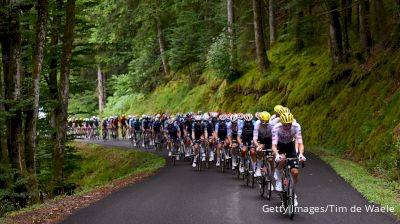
[
  {"xmin": 244, "ymin": 113, "xmax": 253, "ymax": 121},
  {"xmin": 276, "ymin": 106, "xmax": 290, "ymax": 116},
  {"xmin": 230, "ymin": 114, "xmax": 238, "ymax": 123},
  {"xmin": 219, "ymin": 114, "xmax": 226, "ymax": 121},
  {"xmin": 237, "ymin": 113, "xmax": 244, "ymax": 119},
  {"xmin": 167, "ymin": 119, "xmax": 174, "ymax": 124},
  {"xmin": 274, "ymin": 105, "xmax": 283, "ymax": 114},
  {"xmin": 179, "ymin": 118, "xmax": 185, "ymax": 123},
  {"xmin": 203, "ymin": 114, "xmax": 210, "ymax": 121},
  {"xmin": 195, "ymin": 115, "xmax": 202, "ymax": 121},
  {"xmin": 255, "ymin": 112, "xmax": 260, "ymax": 120},
  {"xmin": 280, "ymin": 112, "xmax": 294, "ymax": 124},
  {"xmin": 259, "ymin": 111, "xmax": 271, "ymax": 122}
]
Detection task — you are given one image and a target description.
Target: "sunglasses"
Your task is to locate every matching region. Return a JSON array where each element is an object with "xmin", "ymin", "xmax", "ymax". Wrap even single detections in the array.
[{"xmin": 283, "ymin": 124, "xmax": 292, "ymax": 128}]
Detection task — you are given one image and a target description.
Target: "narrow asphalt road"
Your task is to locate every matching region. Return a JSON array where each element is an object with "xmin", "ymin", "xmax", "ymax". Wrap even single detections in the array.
[{"xmin": 62, "ymin": 140, "xmax": 397, "ymax": 224}]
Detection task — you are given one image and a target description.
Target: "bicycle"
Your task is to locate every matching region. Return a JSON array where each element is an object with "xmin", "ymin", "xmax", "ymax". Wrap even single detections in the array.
[
  {"xmin": 280, "ymin": 157, "xmax": 305, "ymax": 220},
  {"xmin": 193, "ymin": 140, "xmax": 203, "ymax": 171},
  {"xmin": 242, "ymin": 145, "xmax": 255, "ymax": 188},
  {"xmin": 258, "ymin": 148, "xmax": 274, "ymax": 200},
  {"xmin": 168, "ymin": 138, "xmax": 180, "ymax": 166},
  {"xmin": 143, "ymin": 130, "xmax": 151, "ymax": 149},
  {"xmin": 132, "ymin": 130, "xmax": 142, "ymax": 147},
  {"xmin": 154, "ymin": 131, "xmax": 163, "ymax": 151}
]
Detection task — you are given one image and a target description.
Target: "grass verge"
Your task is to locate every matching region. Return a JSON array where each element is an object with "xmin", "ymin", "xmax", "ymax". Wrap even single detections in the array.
[
  {"xmin": 309, "ymin": 146, "xmax": 400, "ymax": 219},
  {"xmin": 1, "ymin": 142, "xmax": 165, "ymax": 223}
]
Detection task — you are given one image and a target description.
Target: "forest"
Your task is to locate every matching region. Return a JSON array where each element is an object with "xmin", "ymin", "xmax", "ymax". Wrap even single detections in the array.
[{"xmin": 1, "ymin": 0, "xmax": 399, "ymax": 216}]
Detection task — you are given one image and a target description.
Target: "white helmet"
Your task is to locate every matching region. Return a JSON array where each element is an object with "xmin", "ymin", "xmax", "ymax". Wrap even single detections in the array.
[
  {"xmin": 219, "ymin": 114, "xmax": 226, "ymax": 121},
  {"xmin": 230, "ymin": 114, "xmax": 238, "ymax": 122},
  {"xmin": 203, "ymin": 114, "xmax": 210, "ymax": 121},
  {"xmin": 167, "ymin": 119, "xmax": 174, "ymax": 124},
  {"xmin": 255, "ymin": 112, "xmax": 260, "ymax": 120},
  {"xmin": 237, "ymin": 113, "xmax": 244, "ymax": 119},
  {"xmin": 195, "ymin": 115, "xmax": 202, "ymax": 121},
  {"xmin": 244, "ymin": 113, "xmax": 253, "ymax": 121}
]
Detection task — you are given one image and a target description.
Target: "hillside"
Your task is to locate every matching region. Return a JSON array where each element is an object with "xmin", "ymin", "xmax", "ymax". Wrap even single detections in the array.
[{"xmin": 104, "ymin": 41, "xmax": 400, "ymax": 181}]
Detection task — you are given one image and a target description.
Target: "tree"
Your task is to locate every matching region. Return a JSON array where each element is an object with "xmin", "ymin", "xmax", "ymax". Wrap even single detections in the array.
[
  {"xmin": 227, "ymin": 0, "xmax": 237, "ymax": 70},
  {"xmin": 269, "ymin": 0, "xmax": 276, "ymax": 45},
  {"xmin": 24, "ymin": 0, "xmax": 48, "ymax": 202},
  {"xmin": 359, "ymin": 0, "xmax": 372, "ymax": 53},
  {"xmin": 252, "ymin": 0, "xmax": 269, "ymax": 72},
  {"xmin": 52, "ymin": 0, "xmax": 76, "ymax": 188},
  {"xmin": 327, "ymin": 0, "xmax": 344, "ymax": 66},
  {"xmin": 1, "ymin": 0, "xmax": 24, "ymax": 175}
]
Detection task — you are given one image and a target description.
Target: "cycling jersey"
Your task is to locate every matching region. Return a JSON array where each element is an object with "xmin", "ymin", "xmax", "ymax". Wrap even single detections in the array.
[
  {"xmin": 120, "ymin": 117, "xmax": 127, "ymax": 126},
  {"xmin": 229, "ymin": 122, "xmax": 238, "ymax": 140},
  {"xmin": 238, "ymin": 120, "xmax": 254, "ymax": 145},
  {"xmin": 133, "ymin": 120, "xmax": 141, "ymax": 131},
  {"xmin": 112, "ymin": 118, "xmax": 119, "ymax": 128},
  {"xmin": 215, "ymin": 121, "xmax": 229, "ymax": 141},
  {"xmin": 185, "ymin": 119, "xmax": 192, "ymax": 136},
  {"xmin": 142, "ymin": 119, "xmax": 149, "ymax": 130},
  {"xmin": 271, "ymin": 122, "xmax": 302, "ymax": 144},
  {"xmin": 192, "ymin": 122, "xmax": 205, "ymax": 140},
  {"xmin": 205, "ymin": 122, "xmax": 214, "ymax": 136},
  {"xmin": 253, "ymin": 120, "xmax": 273, "ymax": 149},
  {"xmin": 152, "ymin": 121, "xmax": 162, "ymax": 132},
  {"xmin": 165, "ymin": 123, "xmax": 179, "ymax": 139}
]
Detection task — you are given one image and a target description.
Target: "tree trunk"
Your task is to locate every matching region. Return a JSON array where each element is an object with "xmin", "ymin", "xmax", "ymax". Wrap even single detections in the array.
[
  {"xmin": 227, "ymin": 0, "xmax": 237, "ymax": 70},
  {"xmin": 373, "ymin": 0, "xmax": 388, "ymax": 49},
  {"xmin": 156, "ymin": 15, "xmax": 169, "ymax": 76},
  {"xmin": 52, "ymin": 0, "xmax": 75, "ymax": 188},
  {"xmin": 48, "ymin": 0, "xmax": 63, "ymax": 99},
  {"xmin": 348, "ymin": 0, "xmax": 352, "ymax": 25},
  {"xmin": 252, "ymin": 0, "xmax": 269, "ymax": 73},
  {"xmin": 0, "ymin": 0, "xmax": 9, "ymax": 163},
  {"xmin": 3, "ymin": 2, "xmax": 24, "ymax": 175},
  {"xmin": 295, "ymin": 9, "xmax": 304, "ymax": 51},
  {"xmin": 341, "ymin": 0, "xmax": 351, "ymax": 62},
  {"xmin": 97, "ymin": 65, "xmax": 106, "ymax": 113},
  {"xmin": 269, "ymin": 0, "xmax": 276, "ymax": 45},
  {"xmin": 359, "ymin": 0, "xmax": 372, "ymax": 53},
  {"xmin": 24, "ymin": 0, "xmax": 48, "ymax": 203},
  {"xmin": 327, "ymin": 1, "xmax": 344, "ymax": 66}
]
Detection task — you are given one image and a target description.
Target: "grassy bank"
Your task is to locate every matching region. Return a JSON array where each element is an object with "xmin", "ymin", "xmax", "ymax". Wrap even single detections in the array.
[
  {"xmin": 2, "ymin": 142, "xmax": 165, "ymax": 220},
  {"xmin": 67, "ymin": 142, "xmax": 165, "ymax": 192}
]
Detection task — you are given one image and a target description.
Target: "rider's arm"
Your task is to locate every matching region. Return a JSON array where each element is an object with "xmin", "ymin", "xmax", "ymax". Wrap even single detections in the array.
[
  {"xmin": 271, "ymin": 125, "xmax": 279, "ymax": 155},
  {"xmin": 191, "ymin": 123, "xmax": 195, "ymax": 140},
  {"xmin": 253, "ymin": 120, "xmax": 260, "ymax": 147}
]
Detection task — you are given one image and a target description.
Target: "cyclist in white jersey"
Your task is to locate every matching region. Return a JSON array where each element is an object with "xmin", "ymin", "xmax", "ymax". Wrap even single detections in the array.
[
  {"xmin": 272, "ymin": 112, "xmax": 306, "ymax": 206},
  {"xmin": 253, "ymin": 111, "xmax": 273, "ymax": 177}
]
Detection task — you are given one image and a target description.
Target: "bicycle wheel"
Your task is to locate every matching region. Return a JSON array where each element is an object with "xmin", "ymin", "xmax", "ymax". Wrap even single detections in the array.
[
  {"xmin": 266, "ymin": 162, "xmax": 272, "ymax": 200},
  {"xmin": 288, "ymin": 175, "xmax": 295, "ymax": 219},
  {"xmin": 259, "ymin": 176, "xmax": 265, "ymax": 197},
  {"xmin": 221, "ymin": 149, "xmax": 225, "ymax": 173}
]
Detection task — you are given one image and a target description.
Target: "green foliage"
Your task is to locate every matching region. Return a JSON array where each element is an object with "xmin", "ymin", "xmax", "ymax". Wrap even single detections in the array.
[
  {"xmin": 206, "ymin": 32, "xmax": 231, "ymax": 77},
  {"xmin": 66, "ymin": 142, "xmax": 165, "ymax": 192}
]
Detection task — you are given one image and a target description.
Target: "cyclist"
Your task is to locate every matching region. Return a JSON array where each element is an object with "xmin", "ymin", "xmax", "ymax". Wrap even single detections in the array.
[
  {"xmin": 120, "ymin": 114, "xmax": 128, "ymax": 139},
  {"xmin": 132, "ymin": 117, "xmax": 142, "ymax": 144},
  {"xmin": 152, "ymin": 116, "xmax": 163, "ymax": 145},
  {"xmin": 272, "ymin": 112, "xmax": 306, "ymax": 206},
  {"xmin": 253, "ymin": 111, "xmax": 273, "ymax": 177},
  {"xmin": 228, "ymin": 113, "xmax": 239, "ymax": 170},
  {"xmin": 237, "ymin": 113, "xmax": 255, "ymax": 174},
  {"xmin": 184, "ymin": 113, "xmax": 193, "ymax": 155},
  {"xmin": 214, "ymin": 114, "xmax": 230, "ymax": 167},
  {"xmin": 203, "ymin": 113, "xmax": 215, "ymax": 161},
  {"xmin": 112, "ymin": 115, "xmax": 119, "ymax": 139},
  {"xmin": 164, "ymin": 118, "xmax": 181, "ymax": 160},
  {"xmin": 191, "ymin": 115, "xmax": 208, "ymax": 168}
]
